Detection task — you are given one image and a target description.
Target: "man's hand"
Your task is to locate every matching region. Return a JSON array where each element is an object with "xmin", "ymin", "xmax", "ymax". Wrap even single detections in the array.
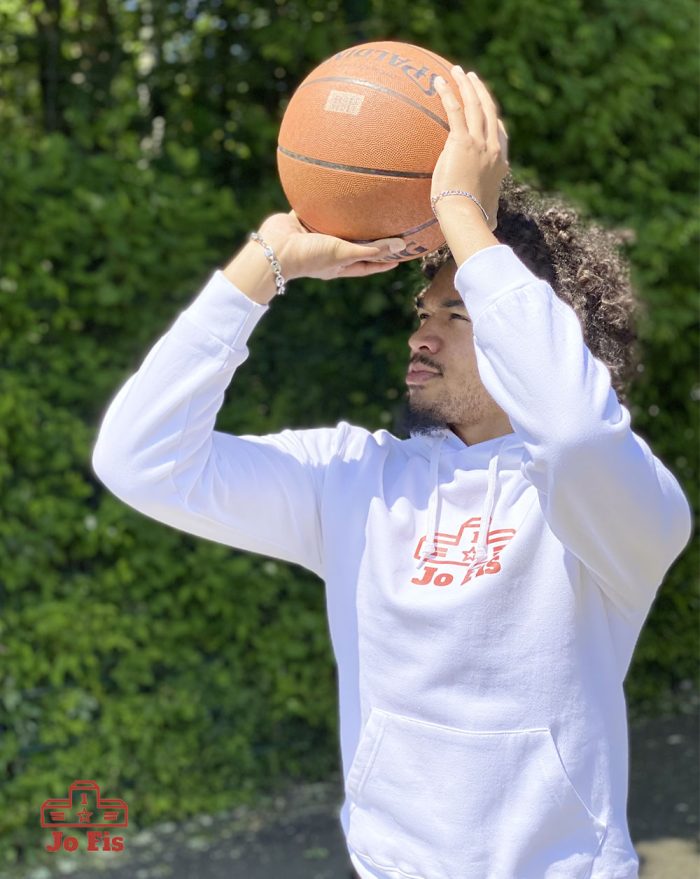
[
  {"xmin": 223, "ymin": 212, "xmax": 406, "ymax": 304},
  {"xmin": 431, "ymin": 67, "xmax": 509, "ymax": 233},
  {"xmin": 258, "ymin": 211, "xmax": 406, "ymax": 281}
]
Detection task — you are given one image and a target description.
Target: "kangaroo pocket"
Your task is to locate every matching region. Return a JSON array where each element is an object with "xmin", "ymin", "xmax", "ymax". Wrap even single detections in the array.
[{"xmin": 345, "ymin": 707, "xmax": 607, "ymax": 879}]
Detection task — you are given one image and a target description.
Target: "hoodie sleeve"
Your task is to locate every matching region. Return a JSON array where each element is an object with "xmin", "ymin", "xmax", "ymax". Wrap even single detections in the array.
[
  {"xmin": 91, "ymin": 269, "xmax": 342, "ymax": 579},
  {"xmin": 454, "ymin": 244, "xmax": 693, "ymax": 619}
]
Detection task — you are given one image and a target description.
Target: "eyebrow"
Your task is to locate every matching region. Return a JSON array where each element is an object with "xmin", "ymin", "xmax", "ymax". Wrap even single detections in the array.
[{"xmin": 413, "ymin": 295, "xmax": 466, "ymax": 310}]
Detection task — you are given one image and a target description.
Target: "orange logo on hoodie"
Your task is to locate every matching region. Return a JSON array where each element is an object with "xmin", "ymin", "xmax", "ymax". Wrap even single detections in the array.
[{"xmin": 411, "ymin": 516, "xmax": 516, "ymax": 587}]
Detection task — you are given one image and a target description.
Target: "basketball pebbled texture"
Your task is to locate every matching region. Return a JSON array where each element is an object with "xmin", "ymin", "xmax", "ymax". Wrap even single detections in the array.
[{"xmin": 277, "ymin": 41, "xmax": 465, "ymax": 263}]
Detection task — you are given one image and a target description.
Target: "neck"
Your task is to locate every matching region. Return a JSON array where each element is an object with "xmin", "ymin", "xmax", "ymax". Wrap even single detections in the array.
[{"xmin": 448, "ymin": 415, "xmax": 514, "ymax": 447}]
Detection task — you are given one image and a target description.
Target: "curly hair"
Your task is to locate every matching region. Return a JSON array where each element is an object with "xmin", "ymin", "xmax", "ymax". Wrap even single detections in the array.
[{"xmin": 418, "ymin": 173, "xmax": 645, "ymax": 409}]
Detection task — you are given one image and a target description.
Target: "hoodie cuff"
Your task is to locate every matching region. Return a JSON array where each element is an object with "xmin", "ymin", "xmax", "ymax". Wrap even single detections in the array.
[
  {"xmin": 178, "ymin": 268, "xmax": 270, "ymax": 351},
  {"xmin": 454, "ymin": 244, "xmax": 544, "ymax": 326}
]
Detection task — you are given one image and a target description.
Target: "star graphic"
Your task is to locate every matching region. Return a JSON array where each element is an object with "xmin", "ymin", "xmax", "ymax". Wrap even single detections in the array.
[{"xmin": 76, "ymin": 807, "xmax": 93, "ymax": 823}]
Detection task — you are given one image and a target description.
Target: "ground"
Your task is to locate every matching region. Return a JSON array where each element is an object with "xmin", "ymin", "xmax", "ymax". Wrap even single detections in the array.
[{"xmin": 6, "ymin": 712, "xmax": 698, "ymax": 879}]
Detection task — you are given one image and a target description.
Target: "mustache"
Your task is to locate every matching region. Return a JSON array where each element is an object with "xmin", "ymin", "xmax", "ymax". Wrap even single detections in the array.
[{"xmin": 409, "ymin": 357, "xmax": 442, "ymax": 374}]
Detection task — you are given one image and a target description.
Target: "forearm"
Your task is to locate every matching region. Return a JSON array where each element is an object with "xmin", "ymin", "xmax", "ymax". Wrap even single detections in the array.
[{"xmin": 435, "ymin": 198, "xmax": 500, "ymax": 266}]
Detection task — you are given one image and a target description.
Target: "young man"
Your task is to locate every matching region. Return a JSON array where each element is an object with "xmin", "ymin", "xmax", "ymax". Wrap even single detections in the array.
[{"xmin": 92, "ymin": 69, "xmax": 691, "ymax": 879}]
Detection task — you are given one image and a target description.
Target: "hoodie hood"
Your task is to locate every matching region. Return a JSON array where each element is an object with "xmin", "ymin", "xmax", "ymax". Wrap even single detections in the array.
[{"xmin": 409, "ymin": 428, "xmax": 521, "ymax": 571}]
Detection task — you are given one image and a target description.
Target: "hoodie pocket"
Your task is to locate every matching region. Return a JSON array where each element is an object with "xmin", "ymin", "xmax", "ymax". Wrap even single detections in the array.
[{"xmin": 345, "ymin": 707, "xmax": 607, "ymax": 879}]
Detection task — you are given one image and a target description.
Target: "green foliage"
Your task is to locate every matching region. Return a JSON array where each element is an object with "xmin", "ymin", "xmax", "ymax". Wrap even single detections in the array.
[{"xmin": 0, "ymin": 0, "xmax": 697, "ymax": 868}]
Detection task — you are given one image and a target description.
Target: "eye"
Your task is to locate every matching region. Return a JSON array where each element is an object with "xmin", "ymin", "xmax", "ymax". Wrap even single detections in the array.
[
  {"xmin": 416, "ymin": 311, "xmax": 471, "ymax": 323},
  {"xmin": 415, "ymin": 313, "xmax": 467, "ymax": 321}
]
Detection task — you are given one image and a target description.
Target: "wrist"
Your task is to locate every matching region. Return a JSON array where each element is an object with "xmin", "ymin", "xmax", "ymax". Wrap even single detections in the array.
[
  {"xmin": 434, "ymin": 194, "xmax": 488, "ymax": 226},
  {"xmin": 257, "ymin": 219, "xmax": 298, "ymax": 282},
  {"xmin": 436, "ymin": 200, "xmax": 499, "ymax": 266},
  {"xmin": 222, "ymin": 240, "xmax": 279, "ymax": 305},
  {"xmin": 249, "ymin": 231, "xmax": 288, "ymax": 296}
]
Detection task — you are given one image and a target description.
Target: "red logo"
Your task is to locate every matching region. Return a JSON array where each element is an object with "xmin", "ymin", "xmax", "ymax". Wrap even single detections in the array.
[
  {"xmin": 412, "ymin": 516, "xmax": 516, "ymax": 587},
  {"xmin": 40, "ymin": 780, "xmax": 128, "ymax": 853}
]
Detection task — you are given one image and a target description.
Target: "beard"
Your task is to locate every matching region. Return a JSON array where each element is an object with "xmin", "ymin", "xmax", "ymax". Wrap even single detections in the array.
[
  {"xmin": 393, "ymin": 382, "xmax": 491, "ymax": 439},
  {"xmin": 394, "ymin": 393, "xmax": 448, "ymax": 437}
]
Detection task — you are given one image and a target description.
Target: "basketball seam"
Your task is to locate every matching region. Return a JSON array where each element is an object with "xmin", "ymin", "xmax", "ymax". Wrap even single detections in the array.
[
  {"xmin": 417, "ymin": 47, "xmax": 458, "ymax": 77},
  {"xmin": 277, "ymin": 146, "xmax": 433, "ymax": 179},
  {"xmin": 299, "ymin": 213, "xmax": 439, "ymax": 240}
]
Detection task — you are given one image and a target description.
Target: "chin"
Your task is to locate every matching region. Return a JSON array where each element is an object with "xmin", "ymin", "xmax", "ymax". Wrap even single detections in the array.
[{"xmin": 396, "ymin": 395, "xmax": 449, "ymax": 437}]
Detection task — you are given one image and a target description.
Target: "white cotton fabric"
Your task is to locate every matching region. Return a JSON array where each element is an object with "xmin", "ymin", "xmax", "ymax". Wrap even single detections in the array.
[{"xmin": 92, "ymin": 244, "xmax": 692, "ymax": 879}]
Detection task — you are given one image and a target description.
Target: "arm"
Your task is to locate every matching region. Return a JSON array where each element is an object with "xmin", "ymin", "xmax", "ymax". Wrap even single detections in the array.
[
  {"xmin": 432, "ymin": 68, "xmax": 691, "ymax": 617},
  {"xmin": 91, "ymin": 268, "xmax": 332, "ymax": 576},
  {"xmin": 453, "ymin": 242, "xmax": 693, "ymax": 618},
  {"xmin": 92, "ymin": 215, "xmax": 405, "ymax": 577}
]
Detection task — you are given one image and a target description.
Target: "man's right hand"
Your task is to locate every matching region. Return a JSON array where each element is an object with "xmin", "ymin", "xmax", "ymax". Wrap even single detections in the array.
[{"xmin": 257, "ymin": 210, "xmax": 406, "ymax": 281}]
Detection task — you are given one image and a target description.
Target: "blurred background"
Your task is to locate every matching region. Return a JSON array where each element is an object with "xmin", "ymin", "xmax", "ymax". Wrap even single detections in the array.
[{"xmin": 0, "ymin": 0, "xmax": 697, "ymax": 877}]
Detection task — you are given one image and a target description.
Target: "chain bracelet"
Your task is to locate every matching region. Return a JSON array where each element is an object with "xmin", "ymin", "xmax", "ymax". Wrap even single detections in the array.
[
  {"xmin": 430, "ymin": 190, "xmax": 489, "ymax": 225},
  {"xmin": 248, "ymin": 232, "xmax": 287, "ymax": 296}
]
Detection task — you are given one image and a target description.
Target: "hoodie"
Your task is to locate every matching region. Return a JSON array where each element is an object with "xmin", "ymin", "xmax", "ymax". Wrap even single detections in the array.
[{"xmin": 91, "ymin": 243, "xmax": 692, "ymax": 879}]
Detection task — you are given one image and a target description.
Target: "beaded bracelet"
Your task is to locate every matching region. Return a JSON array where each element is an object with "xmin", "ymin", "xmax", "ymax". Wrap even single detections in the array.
[
  {"xmin": 430, "ymin": 190, "xmax": 489, "ymax": 225},
  {"xmin": 248, "ymin": 231, "xmax": 287, "ymax": 296}
]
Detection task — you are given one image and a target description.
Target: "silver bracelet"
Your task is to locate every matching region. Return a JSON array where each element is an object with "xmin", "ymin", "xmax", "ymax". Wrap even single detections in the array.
[
  {"xmin": 248, "ymin": 231, "xmax": 287, "ymax": 296},
  {"xmin": 430, "ymin": 190, "xmax": 489, "ymax": 224}
]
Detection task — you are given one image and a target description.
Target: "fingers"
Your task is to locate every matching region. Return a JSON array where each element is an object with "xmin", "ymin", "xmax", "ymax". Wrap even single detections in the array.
[
  {"xmin": 437, "ymin": 66, "xmax": 508, "ymax": 155},
  {"xmin": 464, "ymin": 70, "xmax": 503, "ymax": 152},
  {"xmin": 434, "ymin": 75, "xmax": 469, "ymax": 139},
  {"xmin": 372, "ymin": 237, "xmax": 406, "ymax": 253},
  {"xmin": 336, "ymin": 237, "xmax": 405, "ymax": 264},
  {"xmin": 338, "ymin": 260, "xmax": 400, "ymax": 278},
  {"xmin": 451, "ymin": 66, "xmax": 487, "ymax": 142},
  {"xmin": 497, "ymin": 118, "xmax": 510, "ymax": 166}
]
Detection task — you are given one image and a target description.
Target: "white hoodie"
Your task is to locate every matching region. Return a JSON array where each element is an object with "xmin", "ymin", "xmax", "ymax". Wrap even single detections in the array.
[{"xmin": 92, "ymin": 243, "xmax": 692, "ymax": 879}]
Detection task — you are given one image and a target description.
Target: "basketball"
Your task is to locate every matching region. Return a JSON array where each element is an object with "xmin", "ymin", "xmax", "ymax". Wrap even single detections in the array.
[{"xmin": 276, "ymin": 41, "xmax": 463, "ymax": 263}]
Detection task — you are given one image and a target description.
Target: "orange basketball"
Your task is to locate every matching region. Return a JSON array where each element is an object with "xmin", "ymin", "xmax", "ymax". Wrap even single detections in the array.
[{"xmin": 276, "ymin": 41, "xmax": 463, "ymax": 263}]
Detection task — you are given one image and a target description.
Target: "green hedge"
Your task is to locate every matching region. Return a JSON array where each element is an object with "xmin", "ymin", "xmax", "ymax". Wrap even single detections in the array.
[{"xmin": 0, "ymin": 0, "xmax": 697, "ymax": 869}]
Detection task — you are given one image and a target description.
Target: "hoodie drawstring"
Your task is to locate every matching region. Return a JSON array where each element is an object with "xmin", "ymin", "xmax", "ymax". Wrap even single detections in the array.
[
  {"xmin": 415, "ymin": 432, "xmax": 446, "ymax": 570},
  {"xmin": 474, "ymin": 446, "xmax": 502, "ymax": 563},
  {"xmin": 415, "ymin": 433, "xmax": 512, "ymax": 570}
]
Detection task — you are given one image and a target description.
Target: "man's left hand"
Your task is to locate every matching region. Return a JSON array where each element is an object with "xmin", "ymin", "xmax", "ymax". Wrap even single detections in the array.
[{"xmin": 431, "ymin": 67, "xmax": 510, "ymax": 233}]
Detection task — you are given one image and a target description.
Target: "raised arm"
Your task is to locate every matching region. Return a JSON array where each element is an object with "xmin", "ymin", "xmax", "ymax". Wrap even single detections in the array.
[
  {"xmin": 430, "ymin": 68, "xmax": 691, "ymax": 617},
  {"xmin": 91, "ymin": 213, "xmax": 405, "ymax": 576}
]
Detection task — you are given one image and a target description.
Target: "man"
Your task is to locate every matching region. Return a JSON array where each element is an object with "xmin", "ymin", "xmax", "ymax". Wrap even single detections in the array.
[{"xmin": 92, "ymin": 69, "xmax": 691, "ymax": 879}]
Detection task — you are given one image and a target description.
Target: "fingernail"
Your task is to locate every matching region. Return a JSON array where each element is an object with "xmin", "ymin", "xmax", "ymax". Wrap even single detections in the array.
[
  {"xmin": 434, "ymin": 75, "xmax": 446, "ymax": 87},
  {"xmin": 388, "ymin": 239, "xmax": 406, "ymax": 254},
  {"xmin": 452, "ymin": 64, "xmax": 465, "ymax": 75}
]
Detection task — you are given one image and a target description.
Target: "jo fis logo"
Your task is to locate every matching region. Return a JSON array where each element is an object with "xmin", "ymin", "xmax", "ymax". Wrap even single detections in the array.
[{"xmin": 40, "ymin": 779, "xmax": 128, "ymax": 853}]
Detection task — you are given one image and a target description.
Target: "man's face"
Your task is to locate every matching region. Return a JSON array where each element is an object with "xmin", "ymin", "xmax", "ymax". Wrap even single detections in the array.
[{"xmin": 402, "ymin": 258, "xmax": 509, "ymax": 440}]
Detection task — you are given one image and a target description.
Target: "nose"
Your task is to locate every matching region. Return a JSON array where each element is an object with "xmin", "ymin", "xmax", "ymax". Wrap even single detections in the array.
[{"xmin": 408, "ymin": 322, "xmax": 441, "ymax": 356}]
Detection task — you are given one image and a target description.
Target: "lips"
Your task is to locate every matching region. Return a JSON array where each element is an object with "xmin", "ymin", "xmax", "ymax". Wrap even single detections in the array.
[{"xmin": 406, "ymin": 367, "xmax": 441, "ymax": 384}]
